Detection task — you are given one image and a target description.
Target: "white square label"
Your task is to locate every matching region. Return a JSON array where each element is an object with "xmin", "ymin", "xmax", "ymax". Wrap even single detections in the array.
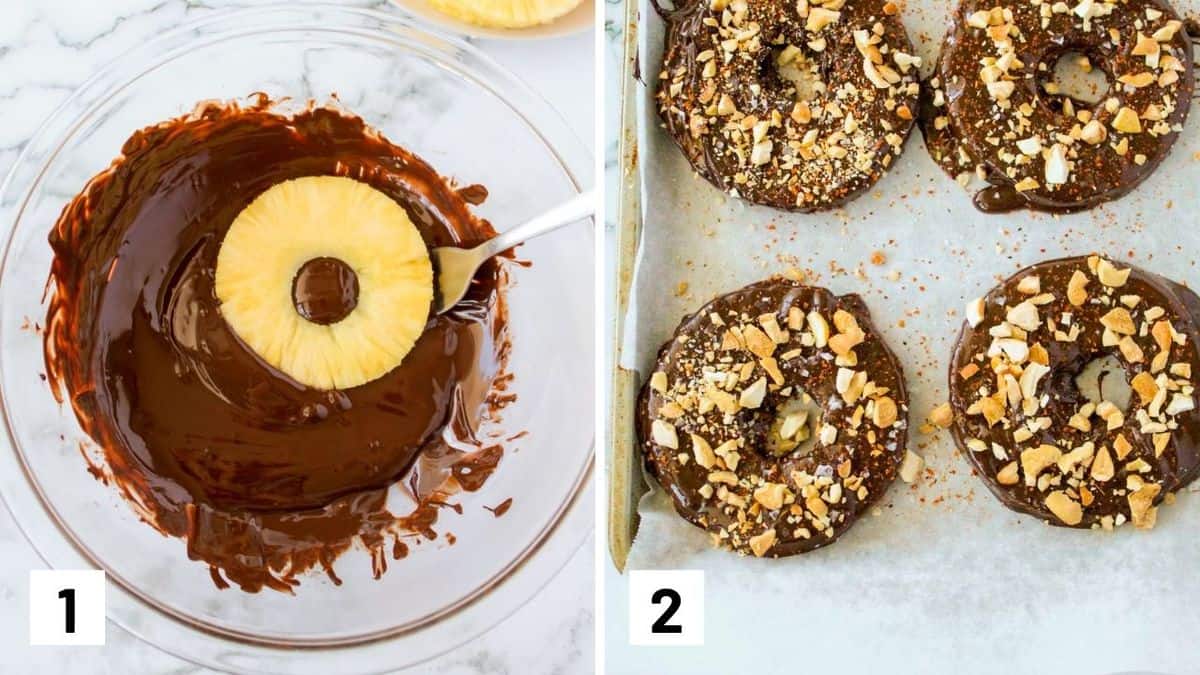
[
  {"xmin": 629, "ymin": 569, "xmax": 704, "ymax": 646},
  {"xmin": 29, "ymin": 570, "xmax": 105, "ymax": 646}
]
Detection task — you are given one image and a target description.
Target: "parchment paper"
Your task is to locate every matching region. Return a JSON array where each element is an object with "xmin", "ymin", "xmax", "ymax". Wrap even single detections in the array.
[{"xmin": 620, "ymin": 1, "xmax": 1200, "ymax": 672}]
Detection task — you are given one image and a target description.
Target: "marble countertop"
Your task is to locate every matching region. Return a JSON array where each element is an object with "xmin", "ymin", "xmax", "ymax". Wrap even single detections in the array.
[{"xmin": 0, "ymin": 1, "xmax": 594, "ymax": 673}]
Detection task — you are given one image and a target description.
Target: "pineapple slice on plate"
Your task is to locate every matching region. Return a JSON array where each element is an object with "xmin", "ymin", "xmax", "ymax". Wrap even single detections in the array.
[
  {"xmin": 426, "ymin": 0, "xmax": 583, "ymax": 28},
  {"xmin": 215, "ymin": 176, "xmax": 433, "ymax": 390}
]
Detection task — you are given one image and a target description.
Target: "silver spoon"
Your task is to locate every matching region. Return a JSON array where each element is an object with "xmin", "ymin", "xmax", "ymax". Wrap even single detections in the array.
[{"xmin": 431, "ymin": 188, "xmax": 595, "ymax": 314}]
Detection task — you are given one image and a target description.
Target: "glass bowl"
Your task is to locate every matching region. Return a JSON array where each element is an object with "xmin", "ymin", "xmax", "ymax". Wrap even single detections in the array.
[{"xmin": 0, "ymin": 5, "xmax": 593, "ymax": 673}]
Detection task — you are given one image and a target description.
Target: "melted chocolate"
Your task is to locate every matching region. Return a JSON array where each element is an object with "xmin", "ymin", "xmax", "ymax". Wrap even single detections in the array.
[
  {"xmin": 44, "ymin": 96, "xmax": 512, "ymax": 592},
  {"xmin": 637, "ymin": 280, "xmax": 909, "ymax": 556},
  {"xmin": 484, "ymin": 497, "xmax": 513, "ymax": 518},
  {"xmin": 921, "ymin": 0, "xmax": 1195, "ymax": 213},
  {"xmin": 292, "ymin": 256, "xmax": 359, "ymax": 325},
  {"xmin": 949, "ymin": 256, "xmax": 1200, "ymax": 527}
]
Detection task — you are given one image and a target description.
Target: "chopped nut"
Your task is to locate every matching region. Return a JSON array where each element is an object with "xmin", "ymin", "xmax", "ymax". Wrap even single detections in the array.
[
  {"xmin": 1016, "ymin": 275, "xmax": 1041, "ymax": 295},
  {"xmin": 1096, "ymin": 259, "xmax": 1131, "ymax": 287},
  {"xmin": 1152, "ymin": 20, "xmax": 1182, "ymax": 41},
  {"xmin": 1044, "ymin": 143, "xmax": 1070, "ymax": 185},
  {"xmin": 928, "ymin": 402, "xmax": 954, "ymax": 428},
  {"xmin": 805, "ymin": 7, "xmax": 841, "ymax": 31},
  {"xmin": 1021, "ymin": 444, "xmax": 1062, "ymax": 487},
  {"xmin": 754, "ymin": 483, "xmax": 786, "ymax": 510},
  {"xmin": 1118, "ymin": 336, "xmax": 1144, "ymax": 363},
  {"xmin": 978, "ymin": 395, "xmax": 1005, "ymax": 427},
  {"xmin": 1131, "ymin": 371, "xmax": 1159, "ymax": 405},
  {"xmin": 873, "ymin": 396, "xmax": 899, "ymax": 428},
  {"xmin": 1019, "ymin": 362, "xmax": 1050, "ymax": 400},
  {"xmin": 708, "ymin": 470, "xmax": 738, "ymax": 485},
  {"xmin": 1014, "ymin": 177, "xmax": 1040, "ymax": 192},
  {"xmin": 787, "ymin": 306, "xmax": 805, "ymax": 331},
  {"xmin": 1111, "ymin": 107, "xmax": 1143, "ymax": 134},
  {"xmin": 818, "ymin": 423, "xmax": 837, "ymax": 445},
  {"xmin": 808, "ymin": 311, "xmax": 830, "ymax": 348},
  {"xmin": 1118, "ymin": 72, "xmax": 1155, "ymax": 88},
  {"xmin": 1090, "ymin": 445, "xmax": 1115, "ymax": 481},
  {"xmin": 1080, "ymin": 119, "xmax": 1108, "ymax": 145},
  {"xmin": 716, "ymin": 93, "xmax": 737, "ymax": 116},
  {"xmin": 1100, "ymin": 307, "xmax": 1136, "ymax": 335},
  {"xmin": 1131, "ymin": 33, "xmax": 1160, "ymax": 56},
  {"xmin": 1114, "ymin": 434, "xmax": 1134, "ymax": 460},
  {"xmin": 1058, "ymin": 442, "xmax": 1095, "ymax": 474},
  {"xmin": 1153, "ymin": 433, "xmax": 1170, "ymax": 456},
  {"xmin": 759, "ymin": 314, "xmax": 788, "ymax": 343},
  {"xmin": 1016, "ymin": 136, "xmax": 1043, "ymax": 156},
  {"xmin": 779, "ymin": 411, "xmax": 809, "ymax": 440},
  {"xmin": 739, "ymin": 376, "xmax": 768, "ymax": 409},
  {"xmin": 1006, "ymin": 301, "xmax": 1040, "ymax": 331},
  {"xmin": 987, "ymin": 80, "xmax": 1015, "ymax": 101},
  {"xmin": 750, "ymin": 140, "xmax": 774, "ymax": 166},
  {"xmin": 806, "ymin": 494, "xmax": 829, "ymax": 518},
  {"xmin": 651, "ymin": 419, "xmax": 679, "ymax": 449},
  {"xmin": 650, "ymin": 371, "xmax": 669, "ymax": 393},
  {"xmin": 829, "ymin": 331, "xmax": 864, "ymax": 357},
  {"xmin": 1045, "ymin": 491, "xmax": 1083, "ymax": 525},
  {"xmin": 1067, "ymin": 270, "xmax": 1089, "ymax": 306},
  {"xmin": 742, "ymin": 324, "xmax": 776, "ymax": 359},
  {"xmin": 1166, "ymin": 393, "xmax": 1195, "ymax": 415},
  {"xmin": 690, "ymin": 433, "xmax": 718, "ymax": 469},
  {"xmin": 997, "ymin": 461, "xmax": 1020, "ymax": 485},
  {"xmin": 760, "ymin": 357, "xmax": 785, "ymax": 385},
  {"xmin": 966, "ymin": 297, "xmax": 986, "ymax": 328},
  {"xmin": 899, "ymin": 450, "xmax": 924, "ymax": 483},
  {"xmin": 748, "ymin": 528, "xmax": 777, "ymax": 557},
  {"xmin": 1128, "ymin": 482, "xmax": 1162, "ymax": 529}
]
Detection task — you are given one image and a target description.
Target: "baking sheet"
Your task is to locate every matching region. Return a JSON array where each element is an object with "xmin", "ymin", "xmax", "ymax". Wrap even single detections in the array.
[{"xmin": 614, "ymin": 0, "xmax": 1200, "ymax": 671}]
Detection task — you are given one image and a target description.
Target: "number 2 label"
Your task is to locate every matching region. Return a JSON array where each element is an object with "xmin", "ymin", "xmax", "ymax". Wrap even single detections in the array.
[
  {"xmin": 650, "ymin": 588, "xmax": 683, "ymax": 634},
  {"xmin": 629, "ymin": 570, "xmax": 704, "ymax": 646}
]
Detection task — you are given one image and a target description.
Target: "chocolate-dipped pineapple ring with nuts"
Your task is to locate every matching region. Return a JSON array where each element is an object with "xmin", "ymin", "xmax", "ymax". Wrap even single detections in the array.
[
  {"xmin": 924, "ymin": 0, "xmax": 1194, "ymax": 213},
  {"xmin": 656, "ymin": 0, "xmax": 921, "ymax": 211},
  {"xmin": 637, "ymin": 279, "xmax": 910, "ymax": 557},
  {"xmin": 948, "ymin": 256, "xmax": 1200, "ymax": 530}
]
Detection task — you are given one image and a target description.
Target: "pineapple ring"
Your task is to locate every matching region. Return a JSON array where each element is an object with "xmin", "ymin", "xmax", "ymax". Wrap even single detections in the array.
[
  {"xmin": 215, "ymin": 176, "xmax": 433, "ymax": 390},
  {"xmin": 426, "ymin": 0, "xmax": 583, "ymax": 28}
]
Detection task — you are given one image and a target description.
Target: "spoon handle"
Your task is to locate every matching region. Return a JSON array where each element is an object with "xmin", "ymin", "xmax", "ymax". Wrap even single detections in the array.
[{"xmin": 477, "ymin": 188, "xmax": 595, "ymax": 258}]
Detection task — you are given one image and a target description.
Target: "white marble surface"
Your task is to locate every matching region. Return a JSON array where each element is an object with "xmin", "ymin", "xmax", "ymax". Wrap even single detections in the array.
[{"xmin": 0, "ymin": 1, "xmax": 595, "ymax": 673}]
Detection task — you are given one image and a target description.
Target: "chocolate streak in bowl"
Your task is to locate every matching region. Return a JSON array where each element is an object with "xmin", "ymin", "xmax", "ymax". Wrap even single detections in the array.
[{"xmin": 43, "ymin": 96, "xmax": 512, "ymax": 593}]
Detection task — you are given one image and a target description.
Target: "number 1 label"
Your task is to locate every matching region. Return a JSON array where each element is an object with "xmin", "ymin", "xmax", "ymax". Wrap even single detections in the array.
[
  {"xmin": 30, "ymin": 570, "xmax": 105, "ymax": 646},
  {"xmin": 629, "ymin": 570, "xmax": 704, "ymax": 646}
]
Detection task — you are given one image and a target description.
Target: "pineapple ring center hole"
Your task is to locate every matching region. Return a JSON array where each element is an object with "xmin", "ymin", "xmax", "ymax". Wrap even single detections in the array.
[
  {"xmin": 291, "ymin": 256, "xmax": 359, "ymax": 325},
  {"xmin": 1038, "ymin": 48, "xmax": 1111, "ymax": 113},
  {"xmin": 1072, "ymin": 353, "xmax": 1132, "ymax": 415},
  {"xmin": 769, "ymin": 44, "xmax": 824, "ymax": 103},
  {"xmin": 766, "ymin": 391, "xmax": 825, "ymax": 459}
]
